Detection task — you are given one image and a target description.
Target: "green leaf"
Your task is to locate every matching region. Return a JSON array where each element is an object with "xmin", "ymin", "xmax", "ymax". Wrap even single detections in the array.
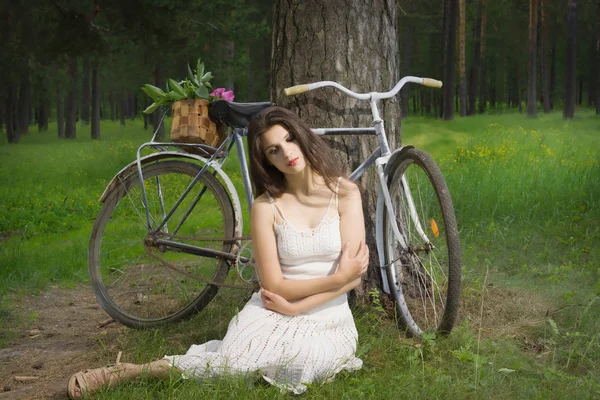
[
  {"xmin": 195, "ymin": 85, "xmax": 209, "ymax": 99},
  {"xmin": 168, "ymin": 79, "xmax": 186, "ymax": 97},
  {"xmin": 141, "ymin": 84, "xmax": 167, "ymax": 102},
  {"xmin": 167, "ymin": 90, "xmax": 186, "ymax": 101},
  {"xmin": 143, "ymin": 102, "xmax": 160, "ymax": 114},
  {"xmin": 201, "ymin": 72, "xmax": 213, "ymax": 82},
  {"xmin": 196, "ymin": 58, "xmax": 204, "ymax": 83},
  {"xmin": 187, "ymin": 64, "xmax": 199, "ymax": 85}
]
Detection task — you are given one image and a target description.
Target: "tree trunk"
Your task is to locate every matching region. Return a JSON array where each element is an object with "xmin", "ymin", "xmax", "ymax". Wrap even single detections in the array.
[
  {"xmin": 6, "ymin": 83, "xmax": 19, "ymax": 143},
  {"xmin": 109, "ymin": 90, "xmax": 116, "ymax": 121},
  {"xmin": 596, "ymin": 6, "xmax": 600, "ymax": 115},
  {"xmin": 468, "ymin": 1, "xmax": 482, "ymax": 115},
  {"xmin": 442, "ymin": 0, "xmax": 457, "ymax": 120},
  {"xmin": 17, "ymin": 71, "xmax": 31, "ymax": 135},
  {"xmin": 540, "ymin": 0, "xmax": 551, "ymax": 113},
  {"xmin": 458, "ymin": 0, "xmax": 467, "ymax": 117},
  {"xmin": 527, "ymin": 0, "xmax": 539, "ymax": 117},
  {"xmin": 151, "ymin": 65, "xmax": 165, "ymax": 141},
  {"xmin": 65, "ymin": 57, "xmax": 78, "ymax": 138},
  {"xmin": 119, "ymin": 89, "xmax": 126, "ymax": 126},
  {"xmin": 563, "ymin": 0, "xmax": 577, "ymax": 119},
  {"xmin": 401, "ymin": 0, "xmax": 415, "ymax": 117},
  {"xmin": 37, "ymin": 81, "xmax": 49, "ymax": 132},
  {"xmin": 91, "ymin": 65, "xmax": 100, "ymax": 140},
  {"xmin": 0, "ymin": 93, "xmax": 4, "ymax": 132},
  {"xmin": 81, "ymin": 57, "xmax": 90, "ymax": 124},
  {"xmin": 57, "ymin": 87, "xmax": 65, "ymax": 138},
  {"xmin": 478, "ymin": 0, "xmax": 488, "ymax": 114},
  {"xmin": 271, "ymin": 0, "xmax": 400, "ymax": 303}
]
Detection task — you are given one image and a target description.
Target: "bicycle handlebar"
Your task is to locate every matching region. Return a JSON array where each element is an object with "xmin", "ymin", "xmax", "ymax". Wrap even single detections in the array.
[{"xmin": 284, "ymin": 76, "xmax": 442, "ymax": 100}]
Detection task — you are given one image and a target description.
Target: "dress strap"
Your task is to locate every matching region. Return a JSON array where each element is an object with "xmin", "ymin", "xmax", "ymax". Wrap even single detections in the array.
[
  {"xmin": 266, "ymin": 192, "xmax": 286, "ymax": 221},
  {"xmin": 325, "ymin": 177, "xmax": 342, "ymax": 213}
]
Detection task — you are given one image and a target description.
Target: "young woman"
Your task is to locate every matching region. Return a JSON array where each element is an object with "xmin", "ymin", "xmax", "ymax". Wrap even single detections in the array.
[{"xmin": 67, "ymin": 106, "xmax": 369, "ymax": 398}]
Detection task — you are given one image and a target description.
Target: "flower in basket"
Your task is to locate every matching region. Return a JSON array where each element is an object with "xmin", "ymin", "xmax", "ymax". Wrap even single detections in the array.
[
  {"xmin": 210, "ymin": 88, "xmax": 235, "ymax": 102},
  {"xmin": 141, "ymin": 57, "xmax": 215, "ymax": 114}
]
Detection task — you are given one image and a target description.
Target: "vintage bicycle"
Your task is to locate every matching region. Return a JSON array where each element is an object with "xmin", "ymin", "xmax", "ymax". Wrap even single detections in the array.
[{"xmin": 88, "ymin": 76, "xmax": 461, "ymax": 338}]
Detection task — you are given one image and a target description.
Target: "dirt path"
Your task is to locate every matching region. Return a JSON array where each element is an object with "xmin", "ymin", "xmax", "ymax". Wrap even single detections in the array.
[{"xmin": 0, "ymin": 285, "xmax": 123, "ymax": 400}]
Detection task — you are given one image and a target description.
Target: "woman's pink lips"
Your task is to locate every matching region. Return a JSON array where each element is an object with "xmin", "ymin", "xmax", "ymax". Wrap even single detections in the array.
[{"xmin": 287, "ymin": 157, "xmax": 299, "ymax": 167}]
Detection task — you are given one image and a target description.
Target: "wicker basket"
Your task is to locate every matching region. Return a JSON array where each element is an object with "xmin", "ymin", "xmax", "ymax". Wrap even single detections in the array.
[{"xmin": 171, "ymin": 99, "xmax": 224, "ymax": 148}]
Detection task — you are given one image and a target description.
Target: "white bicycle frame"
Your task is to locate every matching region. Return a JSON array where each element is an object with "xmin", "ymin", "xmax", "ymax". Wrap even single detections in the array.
[{"xmin": 285, "ymin": 76, "xmax": 443, "ymax": 293}]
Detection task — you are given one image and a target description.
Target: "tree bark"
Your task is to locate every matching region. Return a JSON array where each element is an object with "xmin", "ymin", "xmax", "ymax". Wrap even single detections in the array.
[
  {"xmin": 17, "ymin": 70, "xmax": 31, "ymax": 135},
  {"xmin": 468, "ymin": 1, "xmax": 482, "ymax": 116},
  {"xmin": 65, "ymin": 57, "xmax": 78, "ymax": 138},
  {"xmin": 119, "ymin": 89, "xmax": 126, "ymax": 126},
  {"xmin": 596, "ymin": 5, "xmax": 600, "ymax": 115},
  {"xmin": 81, "ymin": 57, "xmax": 90, "ymax": 124},
  {"xmin": 442, "ymin": 0, "xmax": 458, "ymax": 120},
  {"xmin": 478, "ymin": 0, "xmax": 488, "ymax": 114},
  {"xmin": 271, "ymin": 0, "xmax": 400, "ymax": 303},
  {"xmin": 37, "ymin": 80, "xmax": 49, "ymax": 132},
  {"xmin": 6, "ymin": 83, "xmax": 19, "ymax": 143},
  {"xmin": 401, "ymin": 0, "xmax": 415, "ymax": 117},
  {"xmin": 458, "ymin": 0, "xmax": 467, "ymax": 117},
  {"xmin": 91, "ymin": 65, "xmax": 100, "ymax": 140},
  {"xmin": 57, "ymin": 87, "xmax": 65, "ymax": 139},
  {"xmin": 540, "ymin": 0, "xmax": 551, "ymax": 113},
  {"xmin": 563, "ymin": 0, "xmax": 577, "ymax": 119},
  {"xmin": 527, "ymin": 0, "xmax": 539, "ymax": 117}
]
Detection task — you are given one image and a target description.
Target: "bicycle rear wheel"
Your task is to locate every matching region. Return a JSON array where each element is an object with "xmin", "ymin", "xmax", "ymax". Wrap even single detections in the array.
[
  {"xmin": 89, "ymin": 160, "xmax": 235, "ymax": 329},
  {"xmin": 383, "ymin": 148, "xmax": 461, "ymax": 337}
]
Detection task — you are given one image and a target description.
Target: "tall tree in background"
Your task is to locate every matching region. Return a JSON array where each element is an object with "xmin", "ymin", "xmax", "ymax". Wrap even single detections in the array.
[
  {"xmin": 596, "ymin": 4, "xmax": 600, "ymax": 115},
  {"xmin": 64, "ymin": 57, "xmax": 78, "ymax": 139},
  {"xmin": 458, "ymin": 0, "xmax": 467, "ymax": 117},
  {"xmin": 401, "ymin": 0, "xmax": 415, "ymax": 117},
  {"xmin": 540, "ymin": 0, "xmax": 551, "ymax": 113},
  {"xmin": 442, "ymin": 0, "xmax": 457, "ymax": 120},
  {"xmin": 563, "ymin": 0, "xmax": 577, "ymax": 118},
  {"xmin": 91, "ymin": 64, "xmax": 100, "ymax": 139},
  {"xmin": 271, "ymin": 0, "xmax": 401, "ymax": 301},
  {"xmin": 468, "ymin": 0, "xmax": 482, "ymax": 115},
  {"xmin": 478, "ymin": 0, "xmax": 488, "ymax": 114},
  {"xmin": 81, "ymin": 57, "xmax": 91, "ymax": 124},
  {"xmin": 527, "ymin": 0, "xmax": 539, "ymax": 117}
]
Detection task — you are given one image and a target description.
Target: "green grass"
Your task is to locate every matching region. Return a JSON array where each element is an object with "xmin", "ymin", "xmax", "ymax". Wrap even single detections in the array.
[{"xmin": 1, "ymin": 110, "xmax": 599, "ymax": 397}]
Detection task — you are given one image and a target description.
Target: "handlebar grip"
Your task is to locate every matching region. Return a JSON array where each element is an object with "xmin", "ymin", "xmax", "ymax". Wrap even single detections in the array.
[
  {"xmin": 422, "ymin": 78, "xmax": 443, "ymax": 88},
  {"xmin": 284, "ymin": 84, "xmax": 310, "ymax": 96}
]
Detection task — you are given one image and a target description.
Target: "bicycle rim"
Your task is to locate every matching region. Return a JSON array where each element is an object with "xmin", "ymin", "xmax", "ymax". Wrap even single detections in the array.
[
  {"xmin": 89, "ymin": 161, "xmax": 235, "ymax": 328},
  {"xmin": 384, "ymin": 149, "xmax": 461, "ymax": 337}
]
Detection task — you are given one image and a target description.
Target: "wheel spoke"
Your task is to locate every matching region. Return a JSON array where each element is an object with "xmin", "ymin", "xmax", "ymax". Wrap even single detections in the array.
[{"xmin": 89, "ymin": 161, "xmax": 235, "ymax": 328}]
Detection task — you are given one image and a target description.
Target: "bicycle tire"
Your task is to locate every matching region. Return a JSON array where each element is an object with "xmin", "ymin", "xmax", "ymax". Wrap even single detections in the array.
[
  {"xmin": 383, "ymin": 148, "xmax": 461, "ymax": 337},
  {"xmin": 89, "ymin": 160, "xmax": 235, "ymax": 329}
]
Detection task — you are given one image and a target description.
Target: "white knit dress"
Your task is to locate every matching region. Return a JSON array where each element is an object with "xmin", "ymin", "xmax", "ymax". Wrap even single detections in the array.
[{"xmin": 164, "ymin": 182, "xmax": 362, "ymax": 394}]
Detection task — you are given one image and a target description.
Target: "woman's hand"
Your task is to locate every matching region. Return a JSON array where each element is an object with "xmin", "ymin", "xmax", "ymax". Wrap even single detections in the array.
[
  {"xmin": 336, "ymin": 240, "xmax": 369, "ymax": 284},
  {"xmin": 261, "ymin": 288, "xmax": 299, "ymax": 316}
]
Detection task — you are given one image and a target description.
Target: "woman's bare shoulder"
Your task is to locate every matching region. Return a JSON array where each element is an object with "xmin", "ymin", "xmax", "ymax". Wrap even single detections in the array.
[
  {"xmin": 338, "ymin": 177, "xmax": 361, "ymax": 199},
  {"xmin": 251, "ymin": 193, "xmax": 274, "ymax": 221}
]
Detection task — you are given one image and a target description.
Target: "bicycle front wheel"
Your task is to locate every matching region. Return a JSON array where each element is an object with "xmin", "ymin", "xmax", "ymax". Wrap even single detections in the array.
[
  {"xmin": 89, "ymin": 160, "xmax": 235, "ymax": 329},
  {"xmin": 383, "ymin": 148, "xmax": 461, "ymax": 337}
]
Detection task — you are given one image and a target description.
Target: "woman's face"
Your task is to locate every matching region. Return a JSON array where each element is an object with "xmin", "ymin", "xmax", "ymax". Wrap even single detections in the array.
[{"xmin": 261, "ymin": 124, "xmax": 306, "ymax": 174}]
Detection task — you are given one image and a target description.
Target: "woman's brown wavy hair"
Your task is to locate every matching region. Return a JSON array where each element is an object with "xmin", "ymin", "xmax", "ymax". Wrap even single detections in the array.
[{"xmin": 248, "ymin": 106, "xmax": 342, "ymax": 199}]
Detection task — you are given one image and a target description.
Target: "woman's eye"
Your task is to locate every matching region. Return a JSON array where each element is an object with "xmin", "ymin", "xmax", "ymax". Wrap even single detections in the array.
[
  {"xmin": 269, "ymin": 148, "xmax": 278, "ymax": 155},
  {"xmin": 286, "ymin": 136, "xmax": 295, "ymax": 142}
]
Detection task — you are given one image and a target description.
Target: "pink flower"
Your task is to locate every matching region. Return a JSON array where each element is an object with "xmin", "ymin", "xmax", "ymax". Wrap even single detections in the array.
[{"xmin": 210, "ymin": 88, "xmax": 235, "ymax": 102}]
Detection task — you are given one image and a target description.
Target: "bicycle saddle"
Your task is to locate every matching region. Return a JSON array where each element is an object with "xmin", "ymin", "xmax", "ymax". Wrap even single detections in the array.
[{"xmin": 209, "ymin": 100, "xmax": 274, "ymax": 128}]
